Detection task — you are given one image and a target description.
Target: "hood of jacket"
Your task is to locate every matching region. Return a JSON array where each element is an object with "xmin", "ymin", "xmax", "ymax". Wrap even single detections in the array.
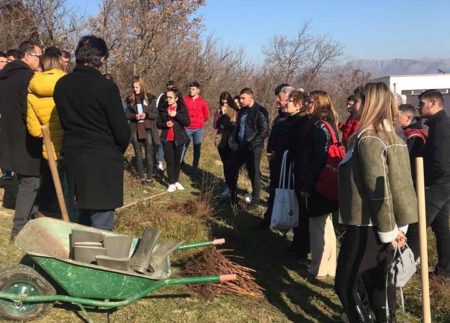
[
  {"xmin": 0, "ymin": 60, "xmax": 31, "ymax": 80},
  {"xmin": 28, "ymin": 69, "xmax": 66, "ymax": 97}
]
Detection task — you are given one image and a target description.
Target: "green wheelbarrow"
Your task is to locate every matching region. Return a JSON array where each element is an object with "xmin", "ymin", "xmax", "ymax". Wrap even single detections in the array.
[{"xmin": 0, "ymin": 218, "xmax": 235, "ymax": 322}]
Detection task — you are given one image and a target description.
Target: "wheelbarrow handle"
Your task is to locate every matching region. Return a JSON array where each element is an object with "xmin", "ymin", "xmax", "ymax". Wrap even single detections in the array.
[
  {"xmin": 0, "ymin": 274, "xmax": 237, "ymax": 309},
  {"xmin": 177, "ymin": 238, "xmax": 225, "ymax": 251},
  {"xmin": 220, "ymin": 274, "xmax": 237, "ymax": 282}
]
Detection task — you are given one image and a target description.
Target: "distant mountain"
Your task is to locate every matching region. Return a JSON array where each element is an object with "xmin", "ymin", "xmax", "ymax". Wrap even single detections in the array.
[{"xmin": 349, "ymin": 58, "xmax": 450, "ymax": 77}]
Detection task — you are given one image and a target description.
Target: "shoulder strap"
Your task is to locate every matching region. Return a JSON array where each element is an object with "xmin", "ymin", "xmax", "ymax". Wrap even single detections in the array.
[{"xmin": 320, "ymin": 120, "xmax": 338, "ymax": 145}]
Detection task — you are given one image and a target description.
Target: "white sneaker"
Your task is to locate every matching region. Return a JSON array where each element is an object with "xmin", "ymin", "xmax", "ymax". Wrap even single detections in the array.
[
  {"xmin": 220, "ymin": 187, "xmax": 230, "ymax": 197},
  {"xmin": 244, "ymin": 193, "xmax": 252, "ymax": 204},
  {"xmin": 174, "ymin": 182, "xmax": 184, "ymax": 190},
  {"xmin": 167, "ymin": 184, "xmax": 176, "ymax": 192},
  {"xmin": 157, "ymin": 161, "xmax": 164, "ymax": 171}
]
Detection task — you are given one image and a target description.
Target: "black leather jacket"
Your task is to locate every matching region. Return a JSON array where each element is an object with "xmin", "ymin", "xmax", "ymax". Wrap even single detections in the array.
[
  {"xmin": 423, "ymin": 110, "xmax": 450, "ymax": 187},
  {"xmin": 229, "ymin": 102, "xmax": 269, "ymax": 150}
]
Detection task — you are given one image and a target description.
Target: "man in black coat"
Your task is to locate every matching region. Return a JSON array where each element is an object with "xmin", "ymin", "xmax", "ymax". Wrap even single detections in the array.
[
  {"xmin": 225, "ymin": 87, "xmax": 269, "ymax": 205},
  {"xmin": 0, "ymin": 40, "xmax": 42, "ymax": 238},
  {"xmin": 54, "ymin": 35, "xmax": 130, "ymax": 231},
  {"xmin": 407, "ymin": 89, "xmax": 450, "ymax": 277},
  {"xmin": 261, "ymin": 84, "xmax": 293, "ymax": 227}
]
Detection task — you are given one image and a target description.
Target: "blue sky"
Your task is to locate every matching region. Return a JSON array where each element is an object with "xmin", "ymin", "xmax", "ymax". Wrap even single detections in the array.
[{"xmin": 70, "ymin": 0, "xmax": 450, "ymax": 63}]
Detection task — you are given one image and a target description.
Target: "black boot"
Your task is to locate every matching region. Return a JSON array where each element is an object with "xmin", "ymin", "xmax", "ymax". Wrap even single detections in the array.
[{"xmin": 374, "ymin": 307, "xmax": 396, "ymax": 323}]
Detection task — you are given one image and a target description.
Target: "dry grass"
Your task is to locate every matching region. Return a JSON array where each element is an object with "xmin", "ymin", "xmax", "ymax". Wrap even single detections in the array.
[{"xmin": 0, "ymin": 142, "xmax": 448, "ymax": 322}]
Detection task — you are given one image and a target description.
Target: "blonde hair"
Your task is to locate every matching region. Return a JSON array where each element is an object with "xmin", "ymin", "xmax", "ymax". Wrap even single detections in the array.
[
  {"xmin": 358, "ymin": 82, "xmax": 398, "ymax": 141},
  {"xmin": 309, "ymin": 90, "xmax": 338, "ymax": 123},
  {"xmin": 41, "ymin": 53, "xmax": 66, "ymax": 72},
  {"xmin": 128, "ymin": 76, "xmax": 149, "ymax": 105}
]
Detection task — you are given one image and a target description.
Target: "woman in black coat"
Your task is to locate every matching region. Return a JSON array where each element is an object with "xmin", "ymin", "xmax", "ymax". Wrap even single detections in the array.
[
  {"xmin": 274, "ymin": 90, "xmax": 314, "ymax": 260},
  {"xmin": 54, "ymin": 35, "xmax": 130, "ymax": 231},
  {"xmin": 126, "ymin": 77, "xmax": 160, "ymax": 184},
  {"xmin": 157, "ymin": 88, "xmax": 190, "ymax": 192},
  {"xmin": 299, "ymin": 90, "xmax": 339, "ymax": 278}
]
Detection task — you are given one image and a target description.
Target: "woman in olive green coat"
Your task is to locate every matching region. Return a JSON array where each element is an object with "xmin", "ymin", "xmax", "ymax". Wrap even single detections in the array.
[{"xmin": 335, "ymin": 82, "xmax": 418, "ymax": 322}]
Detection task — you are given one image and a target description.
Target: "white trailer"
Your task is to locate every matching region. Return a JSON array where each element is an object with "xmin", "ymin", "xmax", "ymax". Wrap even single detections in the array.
[{"xmin": 372, "ymin": 74, "xmax": 450, "ymax": 113}]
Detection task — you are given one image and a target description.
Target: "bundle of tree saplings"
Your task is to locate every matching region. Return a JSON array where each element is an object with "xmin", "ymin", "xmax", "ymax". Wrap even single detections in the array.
[{"xmin": 182, "ymin": 247, "xmax": 264, "ymax": 299}]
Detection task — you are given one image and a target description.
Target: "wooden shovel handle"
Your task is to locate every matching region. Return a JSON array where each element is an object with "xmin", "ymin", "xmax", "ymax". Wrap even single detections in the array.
[{"xmin": 41, "ymin": 125, "xmax": 69, "ymax": 222}]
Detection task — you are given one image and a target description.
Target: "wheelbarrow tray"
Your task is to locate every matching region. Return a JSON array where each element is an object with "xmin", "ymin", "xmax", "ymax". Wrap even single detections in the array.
[
  {"xmin": 30, "ymin": 256, "xmax": 169, "ymax": 300},
  {"xmin": 15, "ymin": 218, "xmax": 173, "ymax": 299}
]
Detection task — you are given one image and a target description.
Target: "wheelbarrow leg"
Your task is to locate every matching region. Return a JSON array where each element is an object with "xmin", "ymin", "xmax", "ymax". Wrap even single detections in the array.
[{"xmin": 77, "ymin": 303, "xmax": 93, "ymax": 323}]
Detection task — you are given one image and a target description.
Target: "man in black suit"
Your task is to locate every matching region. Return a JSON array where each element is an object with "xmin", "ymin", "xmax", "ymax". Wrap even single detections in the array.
[
  {"xmin": 0, "ymin": 40, "xmax": 43, "ymax": 238},
  {"xmin": 54, "ymin": 35, "xmax": 130, "ymax": 231}
]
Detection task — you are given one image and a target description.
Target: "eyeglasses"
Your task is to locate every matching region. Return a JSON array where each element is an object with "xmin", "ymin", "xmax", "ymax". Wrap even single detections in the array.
[
  {"xmin": 28, "ymin": 52, "xmax": 42, "ymax": 58},
  {"xmin": 166, "ymin": 96, "xmax": 175, "ymax": 100}
]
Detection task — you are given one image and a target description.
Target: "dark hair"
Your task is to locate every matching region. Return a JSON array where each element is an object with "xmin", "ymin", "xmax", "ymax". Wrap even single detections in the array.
[
  {"xmin": 419, "ymin": 89, "xmax": 444, "ymax": 106},
  {"xmin": 353, "ymin": 86, "xmax": 365, "ymax": 102},
  {"xmin": 347, "ymin": 95, "xmax": 356, "ymax": 102},
  {"xmin": 0, "ymin": 51, "xmax": 6, "ymax": 59},
  {"xmin": 61, "ymin": 50, "xmax": 71, "ymax": 59},
  {"xmin": 289, "ymin": 90, "xmax": 307, "ymax": 108},
  {"xmin": 18, "ymin": 40, "xmax": 41, "ymax": 59},
  {"xmin": 189, "ymin": 81, "xmax": 200, "ymax": 88},
  {"xmin": 275, "ymin": 83, "xmax": 290, "ymax": 96},
  {"xmin": 240, "ymin": 87, "xmax": 254, "ymax": 96},
  {"xmin": 45, "ymin": 46, "xmax": 62, "ymax": 56},
  {"xmin": 398, "ymin": 104, "xmax": 416, "ymax": 115},
  {"xmin": 219, "ymin": 91, "xmax": 238, "ymax": 110},
  {"xmin": 166, "ymin": 88, "xmax": 185, "ymax": 106},
  {"xmin": 166, "ymin": 80, "xmax": 176, "ymax": 89},
  {"xmin": 75, "ymin": 35, "xmax": 108, "ymax": 68},
  {"xmin": 6, "ymin": 49, "xmax": 19, "ymax": 60}
]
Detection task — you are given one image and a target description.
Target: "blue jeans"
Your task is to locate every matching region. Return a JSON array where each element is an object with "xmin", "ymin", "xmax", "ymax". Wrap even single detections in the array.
[
  {"xmin": 181, "ymin": 128, "xmax": 204, "ymax": 168},
  {"xmin": 156, "ymin": 144, "xmax": 164, "ymax": 163},
  {"xmin": 79, "ymin": 209, "xmax": 115, "ymax": 231}
]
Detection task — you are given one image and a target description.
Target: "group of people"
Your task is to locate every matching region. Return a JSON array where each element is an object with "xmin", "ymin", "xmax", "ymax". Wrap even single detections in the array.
[
  {"xmin": 1, "ymin": 34, "xmax": 449, "ymax": 322},
  {"xmin": 125, "ymin": 78, "xmax": 209, "ymax": 192},
  {"xmin": 248, "ymin": 81, "xmax": 449, "ymax": 322}
]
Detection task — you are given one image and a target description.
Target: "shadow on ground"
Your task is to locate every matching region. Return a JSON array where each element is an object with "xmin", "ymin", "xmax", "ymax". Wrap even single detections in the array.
[{"xmin": 204, "ymin": 197, "xmax": 341, "ymax": 322}]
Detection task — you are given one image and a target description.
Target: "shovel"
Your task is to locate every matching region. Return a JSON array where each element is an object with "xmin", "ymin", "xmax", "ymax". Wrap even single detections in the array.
[{"xmin": 41, "ymin": 125, "xmax": 69, "ymax": 222}]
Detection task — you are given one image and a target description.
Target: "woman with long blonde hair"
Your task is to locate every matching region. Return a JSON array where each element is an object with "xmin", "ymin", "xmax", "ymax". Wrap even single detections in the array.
[
  {"xmin": 335, "ymin": 82, "xmax": 418, "ymax": 321},
  {"xmin": 126, "ymin": 76, "xmax": 160, "ymax": 184}
]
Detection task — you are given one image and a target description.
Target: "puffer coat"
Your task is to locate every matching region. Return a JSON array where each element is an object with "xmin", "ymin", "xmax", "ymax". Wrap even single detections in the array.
[{"xmin": 27, "ymin": 68, "xmax": 66, "ymax": 160}]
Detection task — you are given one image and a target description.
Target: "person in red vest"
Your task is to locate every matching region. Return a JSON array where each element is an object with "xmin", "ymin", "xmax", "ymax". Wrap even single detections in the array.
[
  {"xmin": 398, "ymin": 103, "xmax": 427, "ymax": 180},
  {"xmin": 181, "ymin": 81, "xmax": 209, "ymax": 169},
  {"xmin": 339, "ymin": 93, "xmax": 360, "ymax": 148}
]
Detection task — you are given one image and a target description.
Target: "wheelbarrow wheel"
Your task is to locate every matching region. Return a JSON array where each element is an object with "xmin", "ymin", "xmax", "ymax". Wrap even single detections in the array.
[{"xmin": 0, "ymin": 264, "xmax": 55, "ymax": 321}]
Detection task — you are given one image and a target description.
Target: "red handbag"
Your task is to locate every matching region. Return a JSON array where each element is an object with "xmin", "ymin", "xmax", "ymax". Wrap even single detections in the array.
[{"xmin": 315, "ymin": 120, "xmax": 345, "ymax": 200}]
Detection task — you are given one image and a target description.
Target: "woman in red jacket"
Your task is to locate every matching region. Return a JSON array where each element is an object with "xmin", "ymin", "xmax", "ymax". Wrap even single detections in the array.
[{"xmin": 181, "ymin": 81, "xmax": 209, "ymax": 169}]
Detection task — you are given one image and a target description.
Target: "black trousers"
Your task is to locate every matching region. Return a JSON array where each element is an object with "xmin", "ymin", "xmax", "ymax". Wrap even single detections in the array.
[
  {"xmin": 218, "ymin": 144, "xmax": 232, "ymax": 180},
  {"xmin": 163, "ymin": 141, "xmax": 183, "ymax": 184},
  {"xmin": 335, "ymin": 226, "xmax": 396, "ymax": 321},
  {"xmin": 131, "ymin": 130, "xmax": 154, "ymax": 179},
  {"xmin": 407, "ymin": 186, "xmax": 450, "ymax": 275},
  {"xmin": 225, "ymin": 145, "xmax": 263, "ymax": 201},
  {"xmin": 12, "ymin": 174, "xmax": 40, "ymax": 236}
]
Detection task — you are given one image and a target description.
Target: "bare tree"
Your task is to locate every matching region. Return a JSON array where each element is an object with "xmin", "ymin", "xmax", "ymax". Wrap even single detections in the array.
[
  {"xmin": 263, "ymin": 24, "xmax": 310, "ymax": 83},
  {"xmin": 0, "ymin": 1, "xmax": 38, "ymax": 50},
  {"xmin": 28, "ymin": 0, "xmax": 82, "ymax": 47},
  {"xmin": 263, "ymin": 23, "xmax": 343, "ymax": 87}
]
